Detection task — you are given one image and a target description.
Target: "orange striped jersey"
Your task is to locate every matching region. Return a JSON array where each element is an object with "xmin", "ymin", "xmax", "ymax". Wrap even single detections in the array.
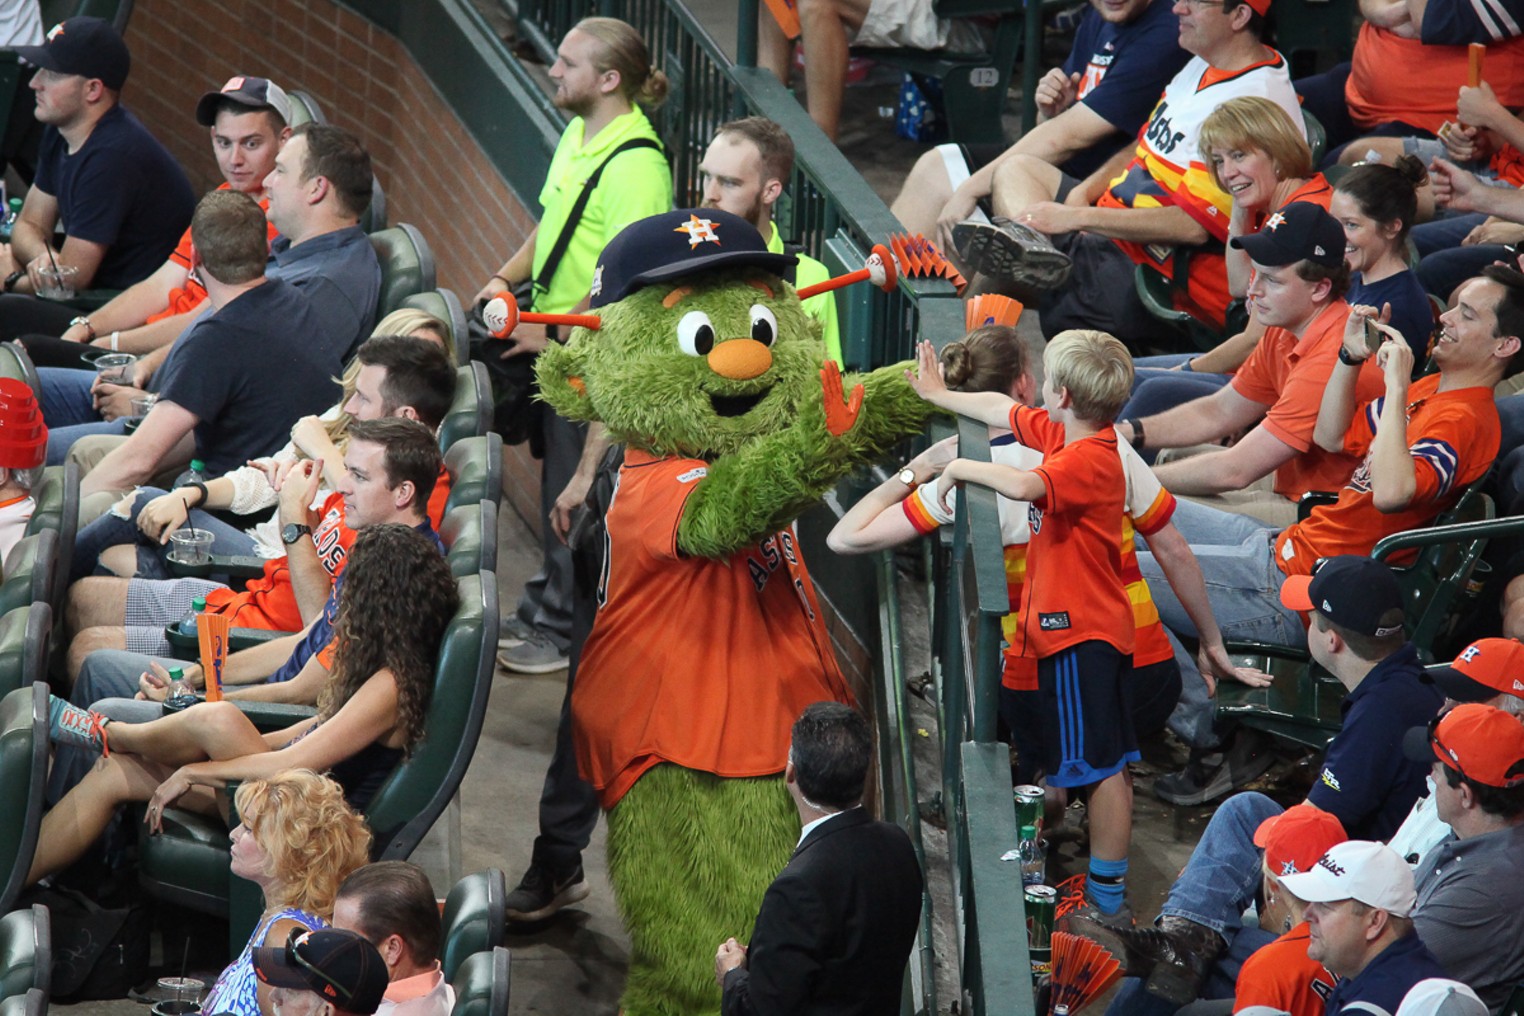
[
  {"xmin": 1097, "ymin": 52, "xmax": 1302, "ymax": 328},
  {"xmin": 572, "ymin": 449, "xmax": 853, "ymax": 809},
  {"xmin": 902, "ymin": 431, "xmax": 1177, "ymax": 688}
]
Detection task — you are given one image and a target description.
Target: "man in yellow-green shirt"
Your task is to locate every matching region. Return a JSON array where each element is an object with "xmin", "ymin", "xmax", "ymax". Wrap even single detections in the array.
[{"xmin": 698, "ymin": 117, "xmax": 843, "ymax": 366}]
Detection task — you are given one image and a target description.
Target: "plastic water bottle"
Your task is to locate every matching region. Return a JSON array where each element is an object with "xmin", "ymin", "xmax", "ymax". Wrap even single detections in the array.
[
  {"xmin": 183, "ymin": 596, "xmax": 206, "ymax": 637},
  {"xmin": 0, "ymin": 198, "xmax": 19, "ymax": 242},
  {"xmin": 163, "ymin": 667, "xmax": 199, "ymax": 712},
  {"xmin": 173, "ymin": 459, "xmax": 207, "ymax": 491},
  {"xmin": 1018, "ymin": 824, "xmax": 1046, "ymax": 887}
]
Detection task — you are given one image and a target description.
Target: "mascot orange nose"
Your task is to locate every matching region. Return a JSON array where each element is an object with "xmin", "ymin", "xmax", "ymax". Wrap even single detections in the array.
[{"xmin": 706, "ymin": 339, "xmax": 773, "ymax": 380}]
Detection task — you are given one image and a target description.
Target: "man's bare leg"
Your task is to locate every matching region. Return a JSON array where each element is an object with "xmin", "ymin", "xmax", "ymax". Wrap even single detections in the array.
[
  {"xmin": 796, "ymin": 0, "xmax": 871, "ymax": 140},
  {"xmin": 67, "ymin": 627, "xmax": 127, "ymax": 688},
  {"xmin": 66, "ymin": 576, "xmax": 131, "ymax": 634},
  {"xmin": 891, "ymin": 148, "xmax": 958, "ymax": 237},
  {"xmin": 758, "ymin": 5, "xmax": 795, "ymax": 85},
  {"xmin": 990, "ymin": 155, "xmax": 1067, "ymax": 220}
]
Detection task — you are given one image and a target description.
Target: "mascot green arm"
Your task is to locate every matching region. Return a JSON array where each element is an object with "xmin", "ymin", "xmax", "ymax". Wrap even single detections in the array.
[{"xmin": 675, "ymin": 362, "xmax": 936, "ymax": 559}]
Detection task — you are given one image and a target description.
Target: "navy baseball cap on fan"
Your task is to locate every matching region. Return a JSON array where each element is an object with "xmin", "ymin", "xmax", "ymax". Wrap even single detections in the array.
[
  {"xmin": 1279, "ymin": 556, "xmax": 1405, "ymax": 637},
  {"xmin": 588, "ymin": 208, "xmax": 797, "ymax": 310},
  {"xmin": 195, "ymin": 76, "xmax": 293, "ymax": 127},
  {"xmin": 15, "ymin": 17, "xmax": 130, "ymax": 91},
  {"xmin": 1230, "ymin": 202, "xmax": 1345, "ymax": 269},
  {"xmin": 252, "ymin": 928, "xmax": 388, "ymax": 1015}
]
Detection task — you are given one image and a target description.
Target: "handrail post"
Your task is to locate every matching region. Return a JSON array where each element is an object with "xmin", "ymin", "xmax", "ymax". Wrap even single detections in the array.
[{"xmin": 736, "ymin": 0, "xmax": 759, "ymax": 68}]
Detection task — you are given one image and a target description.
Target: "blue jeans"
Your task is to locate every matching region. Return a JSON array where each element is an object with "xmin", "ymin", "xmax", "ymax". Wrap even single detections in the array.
[
  {"xmin": 70, "ymin": 487, "xmax": 260, "ymax": 583},
  {"xmin": 1135, "ymin": 499, "xmax": 1304, "ymax": 748},
  {"xmin": 1105, "ymin": 792, "xmax": 1283, "ymax": 1015},
  {"xmin": 38, "ymin": 365, "xmax": 125, "ymax": 464},
  {"xmin": 50, "ymin": 654, "xmax": 179, "ymax": 804},
  {"xmin": 1123, "ymin": 359, "xmax": 1233, "ymax": 464}
]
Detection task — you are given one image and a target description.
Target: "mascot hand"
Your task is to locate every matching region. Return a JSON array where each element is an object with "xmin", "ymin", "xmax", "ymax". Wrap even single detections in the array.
[{"xmin": 821, "ymin": 361, "xmax": 865, "ymax": 437}]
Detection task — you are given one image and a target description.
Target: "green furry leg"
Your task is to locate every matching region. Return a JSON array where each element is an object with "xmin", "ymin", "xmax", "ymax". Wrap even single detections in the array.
[{"xmin": 606, "ymin": 764, "xmax": 797, "ymax": 1016}]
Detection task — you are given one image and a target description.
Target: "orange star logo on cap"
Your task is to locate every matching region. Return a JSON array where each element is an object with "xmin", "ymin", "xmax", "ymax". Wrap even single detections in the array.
[
  {"xmin": 673, "ymin": 214, "xmax": 722, "ymax": 248},
  {"xmin": 1265, "ymin": 212, "xmax": 1286, "ymax": 231}
]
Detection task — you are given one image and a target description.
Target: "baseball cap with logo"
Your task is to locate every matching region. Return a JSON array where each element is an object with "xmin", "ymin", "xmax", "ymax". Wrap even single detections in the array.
[
  {"xmin": 588, "ymin": 208, "xmax": 796, "ymax": 310},
  {"xmin": 1402, "ymin": 702, "xmax": 1524, "ymax": 788},
  {"xmin": 0, "ymin": 379, "xmax": 47, "ymax": 471},
  {"xmin": 1253, "ymin": 804, "xmax": 1347, "ymax": 878},
  {"xmin": 1397, "ymin": 979, "xmax": 1488, "ymax": 1016},
  {"xmin": 195, "ymin": 76, "xmax": 293, "ymax": 128},
  {"xmin": 1279, "ymin": 556, "xmax": 1405, "ymax": 637},
  {"xmin": 14, "ymin": 17, "xmax": 130, "ymax": 91},
  {"xmin": 1277, "ymin": 840, "xmax": 1416, "ymax": 916},
  {"xmin": 1421, "ymin": 637, "xmax": 1524, "ymax": 703},
  {"xmin": 1230, "ymin": 201, "xmax": 1346, "ymax": 269},
  {"xmin": 252, "ymin": 928, "xmax": 388, "ymax": 1015}
]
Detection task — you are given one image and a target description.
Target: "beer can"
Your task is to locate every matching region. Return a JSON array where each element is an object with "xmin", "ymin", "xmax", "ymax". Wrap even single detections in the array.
[
  {"xmin": 1013, "ymin": 785, "xmax": 1044, "ymax": 838},
  {"xmin": 1025, "ymin": 883, "xmax": 1056, "ymax": 978}
]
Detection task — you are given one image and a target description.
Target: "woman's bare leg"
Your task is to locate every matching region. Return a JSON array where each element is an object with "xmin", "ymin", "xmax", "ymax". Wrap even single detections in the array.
[
  {"xmin": 30, "ymin": 753, "xmax": 170, "ymax": 884},
  {"xmin": 104, "ymin": 701, "xmax": 270, "ymax": 765}
]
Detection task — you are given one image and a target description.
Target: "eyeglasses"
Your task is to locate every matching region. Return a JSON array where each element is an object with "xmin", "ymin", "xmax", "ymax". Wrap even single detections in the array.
[
  {"xmin": 285, "ymin": 929, "xmax": 353, "ymax": 1006},
  {"xmin": 1425, "ymin": 715, "xmax": 1470, "ymax": 785}
]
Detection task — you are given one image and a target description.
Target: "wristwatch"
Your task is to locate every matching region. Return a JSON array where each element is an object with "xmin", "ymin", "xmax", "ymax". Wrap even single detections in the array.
[
  {"xmin": 897, "ymin": 466, "xmax": 917, "ymax": 487},
  {"xmin": 2, "ymin": 270, "xmax": 23, "ymax": 293},
  {"xmin": 68, "ymin": 315, "xmax": 94, "ymax": 338},
  {"xmin": 280, "ymin": 523, "xmax": 311, "ymax": 546}
]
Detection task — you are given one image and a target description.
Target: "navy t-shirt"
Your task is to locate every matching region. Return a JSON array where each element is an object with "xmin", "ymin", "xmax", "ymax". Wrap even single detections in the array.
[
  {"xmin": 156, "ymin": 278, "xmax": 341, "ymax": 476},
  {"xmin": 1349, "ymin": 269, "xmax": 1434, "ymax": 373},
  {"xmin": 1421, "ymin": 0, "xmax": 1524, "ymax": 43},
  {"xmin": 1306, "ymin": 643, "xmax": 1443, "ymax": 841},
  {"xmin": 1060, "ymin": 0, "xmax": 1189, "ymax": 176},
  {"xmin": 1324, "ymin": 932, "xmax": 1449, "ymax": 1015},
  {"xmin": 33, "ymin": 104, "xmax": 195, "ymax": 289}
]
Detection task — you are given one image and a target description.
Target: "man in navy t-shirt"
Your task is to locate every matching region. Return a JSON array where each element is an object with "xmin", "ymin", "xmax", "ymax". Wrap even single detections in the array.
[
  {"xmin": 889, "ymin": 0, "xmax": 1187, "ymax": 248},
  {"xmin": 0, "ymin": 16, "xmax": 194, "ymax": 294}
]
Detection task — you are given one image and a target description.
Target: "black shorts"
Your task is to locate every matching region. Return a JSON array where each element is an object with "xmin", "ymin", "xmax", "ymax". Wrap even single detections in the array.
[
  {"xmin": 1036, "ymin": 640, "xmax": 1139, "ymax": 788},
  {"xmin": 954, "ymin": 143, "xmax": 1082, "ymax": 217}
]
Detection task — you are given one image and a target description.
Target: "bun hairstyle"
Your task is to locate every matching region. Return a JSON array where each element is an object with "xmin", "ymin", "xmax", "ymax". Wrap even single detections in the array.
[
  {"xmin": 576, "ymin": 17, "xmax": 670, "ymax": 109},
  {"xmin": 940, "ymin": 325, "xmax": 1028, "ymax": 395},
  {"xmin": 1336, "ymin": 154, "xmax": 1428, "ymax": 244}
]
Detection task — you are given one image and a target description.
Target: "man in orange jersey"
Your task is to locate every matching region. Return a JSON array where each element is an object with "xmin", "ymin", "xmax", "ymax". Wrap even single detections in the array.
[{"xmin": 950, "ymin": 0, "xmax": 1302, "ymax": 343}]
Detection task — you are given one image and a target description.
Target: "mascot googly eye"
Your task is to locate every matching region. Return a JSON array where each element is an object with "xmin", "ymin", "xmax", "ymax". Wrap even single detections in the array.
[
  {"xmin": 749, "ymin": 305, "xmax": 778, "ymax": 347},
  {"xmin": 677, "ymin": 310, "xmax": 717, "ymax": 356}
]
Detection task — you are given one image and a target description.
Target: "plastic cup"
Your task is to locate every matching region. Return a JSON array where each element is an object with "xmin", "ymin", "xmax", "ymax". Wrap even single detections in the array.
[
  {"xmin": 95, "ymin": 352, "xmax": 137, "ymax": 385},
  {"xmin": 149, "ymin": 1002, "xmax": 200, "ymax": 1016},
  {"xmin": 131, "ymin": 394, "xmax": 157, "ymax": 418},
  {"xmin": 35, "ymin": 264, "xmax": 78, "ymax": 300},
  {"xmin": 156, "ymin": 977, "xmax": 205, "ymax": 1003},
  {"xmin": 168, "ymin": 528, "xmax": 215, "ymax": 566}
]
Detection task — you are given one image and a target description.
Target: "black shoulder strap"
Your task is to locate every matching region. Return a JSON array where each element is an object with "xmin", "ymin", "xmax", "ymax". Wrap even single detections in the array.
[{"xmin": 533, "ymin": 137, "xmax": 665, "ymax": 299}]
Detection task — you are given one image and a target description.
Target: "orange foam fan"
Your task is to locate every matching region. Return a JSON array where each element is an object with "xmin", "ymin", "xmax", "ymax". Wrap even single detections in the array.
[
  {"xmin": 796, "ymin": 233, "xmax": 967, "ymax": 301},
  {"xmin": 965, "ymin": 293, "xmax": 1023, "ymax": 330},
  {"xmin": 1048, "ymin": 931, "xmax": 1123, "ymax": 1015}
]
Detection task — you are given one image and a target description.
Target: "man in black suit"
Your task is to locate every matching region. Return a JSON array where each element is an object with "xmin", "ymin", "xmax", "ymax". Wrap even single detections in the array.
[{"xmin": 714, "ymin": 701, "xmax": 924, "ymax": 1015}]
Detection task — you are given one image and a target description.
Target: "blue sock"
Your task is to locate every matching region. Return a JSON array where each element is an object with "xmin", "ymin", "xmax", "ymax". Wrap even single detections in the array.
[{"xmin": 1087, "ymin": 857, "xmax": 1129, "ymax": 915}]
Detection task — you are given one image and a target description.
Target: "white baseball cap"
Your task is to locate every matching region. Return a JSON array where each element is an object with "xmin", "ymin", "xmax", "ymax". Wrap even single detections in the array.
[
  {"xmin": 1278, "ymin": 840, "xmax": 1416, "ymax": 917},
  {"xmin": 1397, "ymin": 979, "xmax": 1487, "ymax": 1016}
]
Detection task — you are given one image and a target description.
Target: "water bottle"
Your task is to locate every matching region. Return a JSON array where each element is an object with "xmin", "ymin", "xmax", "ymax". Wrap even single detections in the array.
[
  {"xmin": 0, "ymin": 197, "xmax": 19, "ymax": 242},
  {"xmin": 163, "ymin": 667, "xmax": 200, "ymax": 712},
  {"xmin": 173, "ymin": 459, "xmax": 207, "ymax": 491},
  {"xmin": 183, "ymin": 596, "xmax": 206, "ymax": 637},
  {"xmin": 1018, "ymin": 824, "xmax": 1046, "ymax": 887}
]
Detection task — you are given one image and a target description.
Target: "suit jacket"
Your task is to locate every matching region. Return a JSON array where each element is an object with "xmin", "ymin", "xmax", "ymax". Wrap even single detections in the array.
[{"xmin": 722, "ymin": 808, "xmax": 923, "ymax": 1016}]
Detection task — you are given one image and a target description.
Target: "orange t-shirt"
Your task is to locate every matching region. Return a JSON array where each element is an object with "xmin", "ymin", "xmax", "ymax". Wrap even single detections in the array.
[
  {"xmin": 1275, "ymin": 375, "xmax": 1499, "ymax": 575},
  {"xmin": 572, "ymin": 450, "xmax": 852, "ymax": 809},
  {"xmin": 147, "ymin": 186, "xmax": 277, "ymax": 325},
  {"xmin": 202, "ymin": 465, "xmax": 452, "ymax": 631},
  {"xmin": 1234, "ymin": 922, "xmax": 1336, "ymax": 1016},
  {"xmin": 1347, "ymin": 23, "xmax": 1524, "ymax": 134},
  {"xmin": 1006, "ymin": 407, "xmax": 1134, "ymax": 660},
  {"xmin": 1229, "ymin": 300, "xmax": 1386, "ymax": 500}
]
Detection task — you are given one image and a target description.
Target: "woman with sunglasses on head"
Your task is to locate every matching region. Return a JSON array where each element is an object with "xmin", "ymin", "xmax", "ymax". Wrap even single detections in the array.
[{"xmin": 201, "ymin": 769, "xmax": 371, "ymax": 1016}]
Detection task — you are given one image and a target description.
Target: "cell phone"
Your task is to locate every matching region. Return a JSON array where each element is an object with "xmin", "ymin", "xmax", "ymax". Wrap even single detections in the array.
[{"xmin": 1363, "ymin": 317, "xmax": 1384, "ymax": 355}]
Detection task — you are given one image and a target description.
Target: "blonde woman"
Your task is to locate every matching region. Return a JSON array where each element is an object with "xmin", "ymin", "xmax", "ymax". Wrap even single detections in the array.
[{"xmin": 201, "ymin": 770, "xmax": 373, "ymax": 1016}]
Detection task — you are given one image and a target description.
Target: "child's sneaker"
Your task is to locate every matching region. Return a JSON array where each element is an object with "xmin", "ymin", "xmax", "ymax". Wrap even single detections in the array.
[{"xmin": 49, "ymin": 696, "xmax": 110, "ymax": 756}]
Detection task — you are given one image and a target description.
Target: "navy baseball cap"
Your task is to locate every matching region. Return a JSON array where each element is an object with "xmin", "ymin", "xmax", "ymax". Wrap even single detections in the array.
[
  {"xmin": 195, "ymin": 76, "xmax": 292, "ymax": 127},
  {"xmin": 588, "ymin": 208, "xmax": 796, "ymax": 310},
  {"xmin": 1280, "ymin": 556, "xmax": 1405, "ymax": 637},
  {"xmin": 252, "ymin": 928, "xmax": 388, "ymax": 1015},
  {"xmin": 15, "ymin": 17, "xmax": 130, "ymax": 91},
  {"xmin": 1230, "ymin": 202, "xmax": 1345, "ymax": 269}
]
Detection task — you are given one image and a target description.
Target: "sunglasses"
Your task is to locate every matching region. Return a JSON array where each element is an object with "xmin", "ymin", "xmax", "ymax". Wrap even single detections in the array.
[{"xmin": 284, "ymin": 929, "xmax": 354, "ymax": 1006}]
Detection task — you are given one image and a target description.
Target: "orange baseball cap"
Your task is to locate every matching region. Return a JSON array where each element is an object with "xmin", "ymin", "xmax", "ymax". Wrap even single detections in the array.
[
  {"xmin": 1253, "ymin": 804, "xmax": 1348, "ymax": 877},
  {"xmin": 1403, "ymin": 703, "xmax": 1524, "ymax": 788},
  {"xmin": 1422, "ymin": 638, "xmax": 1524, "ymax": 703}
]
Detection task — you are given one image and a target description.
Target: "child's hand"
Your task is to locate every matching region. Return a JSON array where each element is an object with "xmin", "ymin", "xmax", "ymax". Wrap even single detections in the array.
[{"xmin": 905, "ymin": 341, "xmax": 948, "ymax": 400}]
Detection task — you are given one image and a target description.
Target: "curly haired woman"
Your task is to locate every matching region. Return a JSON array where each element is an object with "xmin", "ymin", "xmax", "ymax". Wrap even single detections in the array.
[
  {"xmin": 202, "ymin": 770, "xmax": 372, "ymax": 1016},
  {"xmin": 29, "ymin": 523, "xmax": 459, "ymax": 885}
]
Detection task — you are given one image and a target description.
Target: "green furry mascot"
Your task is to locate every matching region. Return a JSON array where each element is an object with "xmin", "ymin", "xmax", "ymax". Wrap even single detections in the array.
[{"xmin": 530, "ymin": 209, "xmax": 931, "ymax": 1015}]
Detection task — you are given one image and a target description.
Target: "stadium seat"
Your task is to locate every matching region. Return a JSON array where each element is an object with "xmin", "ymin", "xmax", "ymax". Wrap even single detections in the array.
[
  {"xmin": 402, "ymin": 289, "xmax": 472, "ymax": 366},
  {"xmin": 441, "ymin": 501, "xmax": 498, "ymax": 579},
  {"xmin": 0, "ymin": 604, "xmax": 52, "ymax": 699},
  {"xmin": 449, "ymin": 947, "xmax": 510, "ymax": 1016},
  {"xmin": 437, "ymin": 363, "xmax": 493, "ymax": 453},
  {"xmin": 444, "ymin": 434, "xmax": 504, "ymax": 515},
  {"xmin": 370, "ymin": 225, "xmax": 437, "ymax": 320},
  {"xmin": 363, "ymin": 177, "xmax": 388, "ymax": 234},
  {"xmin": 0, "ymin": 344, "xmax": 41, "ymax": 397},
  {"xmin": 39, "ymin": 0, "xmax": 133, "ymax": 32},
  {"xmin": 139, "ymin": 573, "xmax": 498, "ymax": 950},
  {"xmin": 286, "ymin": 90, "xmax": 328, "ymax": 128},
  {"xmin": 0, "ymin": 988, "xmax": 46, "ymax": 1016},
  {"xmin": 0, "ymin": 530, "xmax": 59, "ymax": 621},
  {"xmin": 0, "ymin": 685, "xmax": 49, "ymax": 915},
  {"xmin": 441, "ymin": 869, "xmax": 506, "ymax": 982},
  {"xmin": 0, "ymin": 906, "xmax": 49, "ymax": 1002}
]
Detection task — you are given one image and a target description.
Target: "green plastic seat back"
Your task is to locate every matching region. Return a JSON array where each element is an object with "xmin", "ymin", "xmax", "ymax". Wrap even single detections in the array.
[
  {"xmin": 0, "ymin": 344, "xmax": 40, "ymax": 396},
  {"xmin": 1384, "ymin": 487, "xmax": 1494, "ymax": 657},
  {"xmin": 369, "ymin": 225, "xmax": 437, "ymax": 321},
  {"xmin": 437, "ymin": 363, "xmax": 491, "ymax": 453},
  {"xmin": 0, "ymin": 531, "xmax": 57, "ymax": 620},
  {"xmin": 402, "ymin": 289, "xmax": 471, "ymax": 367},
  {"xmin": 0, "ymin": 604, "xmax": 51, "ymax": 700},
  {"xmin": 0, "ymin": 906, "xmax": 49, "ymax": 1001},
  {"xmin": 367, "ymin": 573, "xmax": 497, "ymax": 860},
  {"xmin": 0, "ymin": 988, "xmax": 45, "ymax": 1016},
  {"xmin": 449, "ymin": 947, "xmax": 509, "ymax": 1016},
  {"xmin": 1302, "ymin": 108, "xmax": 1327, "ymax": 166},
  {"xmin": 441, "ymin": 503, "xmax": 496, "ymax": 579},
  {"xmin": 0, "ymin": 686, "xmax": 48, "ymax": 914},
  {"xmin": 444, "ymin": 435, "xmax": 502, "ymax": 516},
  {"xmin": 286, "ymin": 90, "xmax": 327, "ymax": 128},
  {"xmin": 441, "ymin": 870, "xmax": 506, "ymax": 983}
]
